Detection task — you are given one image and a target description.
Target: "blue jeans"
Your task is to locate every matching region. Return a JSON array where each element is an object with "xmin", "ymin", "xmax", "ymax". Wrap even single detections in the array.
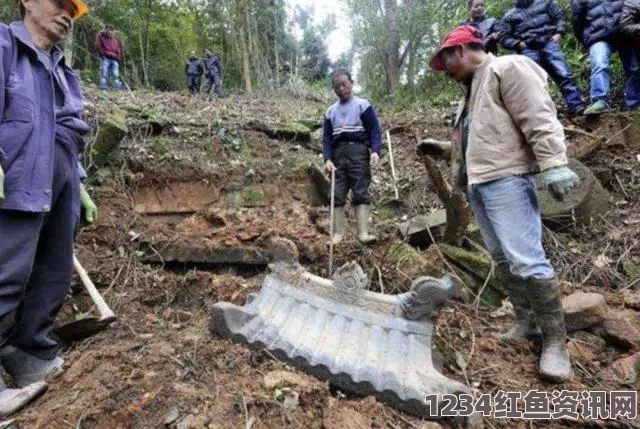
[
  {"xmin": 467, "ymin": 175, "xmax": 555, "ymax": 280},
  {"xmin": 589, "ymin": 40, "xmax": 640, "ymax": 108},
  {"xmin": 522, "ymin": 41, "xmax": 585, "ymax": 114},
  {"xmin": 100, "ymin": 57, "xmax": 122, "ymax": 91}
]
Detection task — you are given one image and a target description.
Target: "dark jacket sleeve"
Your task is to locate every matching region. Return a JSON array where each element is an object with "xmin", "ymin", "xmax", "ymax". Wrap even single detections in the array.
[
  {"xmin": 499, "ymin": 14, "xmax": 521, "ymax": 50},
  {"xmin": 322, "ymin": 117, "xmax": 334, "ymax": 161},
  {"xmin": 361, "ymin": 106, "xmax": 382, "ymax": 155},
  {"xmin": 198, "ymin": 62, "xmax": 203, "ymax": 75},
  {"xmin": 572, "ymin": 0, "xmax": 586, "ymax": 44},
  {"xmin": 548, "ymin": 1, "xmax": 566, "ymax": 34},
  {"xmin": 622, "ymin": 0, "xmax": 640, "ymax": 36}
]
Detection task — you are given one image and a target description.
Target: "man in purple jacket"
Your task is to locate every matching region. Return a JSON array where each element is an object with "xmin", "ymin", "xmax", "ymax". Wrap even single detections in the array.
[
  {"xmin": 95, "ymin": 24, "xmax": 122, "ymax": 91},
  {"xmin": 0, "ymin": 0, "xmax": 97, "ymax": 413}
]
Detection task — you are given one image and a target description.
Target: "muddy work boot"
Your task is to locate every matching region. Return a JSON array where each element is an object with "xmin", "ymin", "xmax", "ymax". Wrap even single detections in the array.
[
  {"xmin": 0, "ymin": 374, "xmax": 47, "ymax": 416},
  {"xmin": 355, "ymin": 205, "xmax": 377, "ymax": 244},
  {"xmin": 527, "ymin": 278, "xmax": 573, "ymax": 383},
  {"xmin": 496, "ymin": 263, "xmax": 541, "ymax": 343},
  {"xmin": 1, "ymin": 348, "xmax": 64, "ymax": 388},
  {"xmin": 331, "ymin": 205, "xmax": 345, "ymax": 245}
]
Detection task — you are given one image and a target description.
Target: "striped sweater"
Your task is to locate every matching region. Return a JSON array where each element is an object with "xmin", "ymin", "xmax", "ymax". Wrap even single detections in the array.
[{"xmin": 322, "ymin": 96, "xmax": 382, "ymax": 161}]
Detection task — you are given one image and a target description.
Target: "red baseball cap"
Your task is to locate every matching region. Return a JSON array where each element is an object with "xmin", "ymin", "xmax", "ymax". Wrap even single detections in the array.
[{"xmin": 429, "ymin": 26, "xmax": 484, "ymax": 72}]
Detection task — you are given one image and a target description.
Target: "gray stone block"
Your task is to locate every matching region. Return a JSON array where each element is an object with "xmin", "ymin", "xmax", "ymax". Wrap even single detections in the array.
[{"xmin": 210, "ymin": 262, "xmax": 469, "ymax": 418}]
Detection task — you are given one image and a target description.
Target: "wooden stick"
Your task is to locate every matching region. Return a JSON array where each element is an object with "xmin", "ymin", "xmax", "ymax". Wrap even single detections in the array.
[
  {"xmin": 386, "ymin": 130, "xmax": 399, "ymax": 199},
  {"xmin": 329, "ymin": 169, "xmax": 336, "ymax": 275},
  {"xmin": 73, "ymin": 255, "xmax": 116, "ymax": 321}
]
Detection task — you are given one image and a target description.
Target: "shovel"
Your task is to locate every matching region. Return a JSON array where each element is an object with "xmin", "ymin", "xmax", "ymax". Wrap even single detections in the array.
[{"xmin": 53, "ymin": 255, "xmax": 117, "ymax": 342}]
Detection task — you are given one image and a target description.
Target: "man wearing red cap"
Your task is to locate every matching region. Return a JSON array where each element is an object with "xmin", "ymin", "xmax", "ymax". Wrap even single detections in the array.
[
  {"xmin": 0, "ymin": 0, "xmax": 95, "ymax": 414},
  {"xmin": 430, "ymin": 26, "xmax": 579, "ymax": 383}
]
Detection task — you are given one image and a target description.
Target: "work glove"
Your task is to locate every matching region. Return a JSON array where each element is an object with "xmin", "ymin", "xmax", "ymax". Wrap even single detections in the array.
[
  {"xmin": 370, "ymin": 152, "xmax": 380, "ymax": 168},
  {"xmin": 80, "ymin": 184, "xmax": 98, "ymax": 223},
  {"xmin": 324, "ymin": 160, "xmax": 335, "ymax": 175},
  {"xmin": 541, "ymin": 165, "xmax": 580, "ymax": 201},
  {"xmin": 0, "ymin": 164, "xmax": 4, "ymax": 200}
]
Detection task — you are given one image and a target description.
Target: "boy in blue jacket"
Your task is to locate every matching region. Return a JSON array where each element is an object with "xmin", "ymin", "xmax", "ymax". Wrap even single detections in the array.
[{"xmin": 322, "ymin": 70, "xmax": 381, "ymax": 245}]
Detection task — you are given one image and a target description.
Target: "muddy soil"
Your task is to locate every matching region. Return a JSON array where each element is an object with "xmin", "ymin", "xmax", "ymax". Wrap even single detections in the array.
[{"xmin": 10, "ymin": 89, "xmax": 640, "ymax": 429}]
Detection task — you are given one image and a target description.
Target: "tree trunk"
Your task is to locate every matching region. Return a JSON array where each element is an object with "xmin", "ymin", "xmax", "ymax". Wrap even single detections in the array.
[
  {"xmin": 383, "ymin": 0, "xmax": 400, "ymax": 96},
  {"xmin": 64, "ymin": 26, "xmax": 74, "ymax": 67},
  {"xmin": 237, "ymin": 0, "xmax": 252, "ymax": 92},
  {"xmin": 138, "ymin": 31, "xmax": 149, "ymax": 87}
]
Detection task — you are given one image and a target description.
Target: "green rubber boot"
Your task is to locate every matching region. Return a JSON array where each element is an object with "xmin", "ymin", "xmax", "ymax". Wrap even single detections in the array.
[
  {"xmin": 331, "ymin": 206, "xmax": 345, "ymax": 245},
  {"xmin": 527, "ymin": 278, "xmax": 573, "ymax": 383},
  {"xmin": 355, "ymin": 205, "xmax": 377, "ymax": 244}
]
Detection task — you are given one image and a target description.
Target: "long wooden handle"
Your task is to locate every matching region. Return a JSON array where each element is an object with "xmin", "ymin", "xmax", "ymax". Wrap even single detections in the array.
[
  {"xmin": 73, "ymin": 255, "xmax": 116, "ymax": 322},
  {"xmin": 386, "ymin": 130, "xmax": 399, "ymax": 199},
  {"xmin": 329, "ymin": 168, "xmax": 335, "ymax": 275}
]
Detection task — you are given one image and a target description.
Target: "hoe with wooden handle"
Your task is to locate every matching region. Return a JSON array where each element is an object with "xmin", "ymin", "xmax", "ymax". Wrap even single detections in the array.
[{"xmin": 53, "ymin": 255, "xmax": 117, "ymax": 342}]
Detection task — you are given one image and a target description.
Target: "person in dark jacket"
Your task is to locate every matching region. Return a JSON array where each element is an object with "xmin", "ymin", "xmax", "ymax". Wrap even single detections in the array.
[
  {"xmin": 500, "ymin": 0, "xmax": 586, "ymax": 116},
  {"xmin": 463, "ymin": 0, "xmax": 500, "ymax": 54},
  {"xmin": 622, "ymin": 0, "xmax": 640, "ymax": 43},
  {"xmin": 185, "ymin": 50, "xmax": 203, "ymax": 95},
  {"xmin": 203, "ymin": 49, "xmax": 224, "ymax": 99},
  {"xmin": 622, "ymin": 1, "xmax": 640, "ymax": 53},
  {"xmin": 95, "ymin": 24, "xmax": 122, "ymax": 91},
  {"xmin": 322, "ymin": 70, "xmax": 381, "ymax": 245},
  {"xmin": 573, "ymin": 0, "xmax": 640, "ymax": 114},
  {"xmin": 0, "ymin": 0, "xmax": 97, "ymax": 413}
]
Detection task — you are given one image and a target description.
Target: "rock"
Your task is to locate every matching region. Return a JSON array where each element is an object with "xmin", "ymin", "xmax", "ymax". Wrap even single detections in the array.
[
  {"xmin": 538, "ymin": 159, "xmax": 610, "ymax": 228},
  {"xmin": 562, "ymin": 292, "xmax": 608, "ymax": 332},
  {"xmin": 263, "ymin": 370, "xmax": 310, "ymax": 390},
  {"xmin": 419, "ymin": 423, "xmax": 444, "ymax": 429},
  {"xmin": 261, "ymin": 236, "xmax": 299, "ymax": 263},
  {"xmin": 399, "ymin": 210, "xmax": 447, "ymax": 249},
  {"xmin": 592, "ymin": 310, "xmax": 640, "ymax": 350},
  {"xmin": 322, "ymin": 398, "xmax": 372, "ymax": 429},
  {"xmin": 622, "ymin": 290, "xmax": 640, "ymax": 311},
  {"xmin": 176, "ymin": 415, "xmax": 195, "ymax": 429},
  {"xmin": 92, "ymin": 108, "xmax": 129, "ymax": 167},
  {"xmin": 611, "ymin": 352, "xmax": 640, "ymax": 384},
  {"xmin": 163, "ymin": 406, "xmax": 180, "ymax": 426}
]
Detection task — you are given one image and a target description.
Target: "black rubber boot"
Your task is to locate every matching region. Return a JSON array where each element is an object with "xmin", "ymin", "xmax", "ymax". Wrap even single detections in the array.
[
  {"xmin": 527, "ymin": 278, "xmax": 573, "ymax": 383},
  {"xmin": 496, "ymin": 262, "xmax": 541, "ymax": 343}
]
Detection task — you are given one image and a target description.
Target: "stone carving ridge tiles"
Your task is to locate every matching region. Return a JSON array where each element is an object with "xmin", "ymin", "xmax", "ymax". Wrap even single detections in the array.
[{"xmin": 211, "ymin": 265, "xmax": 469, "ymax": 418}]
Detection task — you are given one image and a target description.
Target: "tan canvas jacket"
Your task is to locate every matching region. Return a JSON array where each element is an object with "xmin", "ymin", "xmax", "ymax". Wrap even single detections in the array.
[{"xmin": 451, "ymin": 54, "xmax": 568, "ymax": 187}]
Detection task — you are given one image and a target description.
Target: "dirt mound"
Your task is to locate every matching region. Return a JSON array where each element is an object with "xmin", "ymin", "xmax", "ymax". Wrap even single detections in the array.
[{"xmin": 12, "ymin": 89, "xmax": 640, "ymax": 429}]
